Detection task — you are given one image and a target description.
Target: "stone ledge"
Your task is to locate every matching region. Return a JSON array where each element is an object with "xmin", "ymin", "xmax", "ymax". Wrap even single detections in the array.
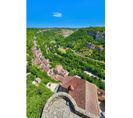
[{"xmin": 41, "ymin": 92, "xmax": 100, "ymax": 118}]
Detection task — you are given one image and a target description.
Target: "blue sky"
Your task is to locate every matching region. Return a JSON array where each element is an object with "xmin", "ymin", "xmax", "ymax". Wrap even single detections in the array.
[{"xmin": 27, "ymin": 0, "xmax": 105, "ymax": 28}]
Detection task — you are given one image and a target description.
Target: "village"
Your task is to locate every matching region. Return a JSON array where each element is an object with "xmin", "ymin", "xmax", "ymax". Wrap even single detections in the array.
[{"xmin": 31, "ymin": 31, "xmax": 105, "ymax": 118}]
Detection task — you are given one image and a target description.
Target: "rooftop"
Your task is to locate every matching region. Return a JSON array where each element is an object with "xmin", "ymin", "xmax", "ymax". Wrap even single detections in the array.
[{"xmin": 61, "ymin": 77, "xmax": 100, "ymax": 117}]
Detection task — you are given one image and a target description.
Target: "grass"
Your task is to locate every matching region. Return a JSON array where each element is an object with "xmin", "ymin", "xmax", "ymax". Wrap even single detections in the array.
[{"xmin": 27, "ymin": 73, "xmax": 54, "ymax": 118}]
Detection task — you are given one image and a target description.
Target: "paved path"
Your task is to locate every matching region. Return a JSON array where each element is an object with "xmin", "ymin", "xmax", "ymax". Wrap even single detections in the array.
[{"xmin": 71, "ymin": 49, "xmax": 105, "ymax": 64}]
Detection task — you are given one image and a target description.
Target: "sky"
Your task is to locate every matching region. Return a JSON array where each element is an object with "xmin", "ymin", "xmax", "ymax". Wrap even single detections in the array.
[{"xmin": 27, "ymin": 0, "xmax": 105, "ymax": 28}]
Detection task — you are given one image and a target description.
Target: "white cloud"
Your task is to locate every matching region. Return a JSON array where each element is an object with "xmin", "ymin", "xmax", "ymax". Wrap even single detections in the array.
[{"xmin": 53, "ymin": 12, "xmax": 62, "ymax": 17}]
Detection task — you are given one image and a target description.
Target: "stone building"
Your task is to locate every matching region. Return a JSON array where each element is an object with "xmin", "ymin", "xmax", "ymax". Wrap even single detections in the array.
[
  {"xmin": 42, "ymin": 77, "xmax": 102, "ymax": 118},
  {"xmin": 32, "ymin": 78, "xmax": 41, "ymax": 87},
  {"xmin": 96, "ymin": 31, "xmax": 105, "ymax": 40},
  {"xmin": 54, "ymin": 65, "xmax": 69, "ymax": 77}
]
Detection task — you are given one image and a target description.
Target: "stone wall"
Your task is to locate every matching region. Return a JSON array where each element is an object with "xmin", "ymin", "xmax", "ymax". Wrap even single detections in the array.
[{"xmin": 41, "ymin": 92, "xmax": 100, "ymax": 118}]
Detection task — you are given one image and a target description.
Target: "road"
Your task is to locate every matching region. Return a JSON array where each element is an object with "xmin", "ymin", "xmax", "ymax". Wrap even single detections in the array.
[
  {"xmin": 70, "ymin": 49, "xmax": 105, "ymax": 64},
  {"xmin": 32, "ymin": 29, "xmax": 104, "ymax": 80}
]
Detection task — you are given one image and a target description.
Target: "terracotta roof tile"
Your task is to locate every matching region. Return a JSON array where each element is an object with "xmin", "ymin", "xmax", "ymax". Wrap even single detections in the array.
[{"xmin": 61, "ymin": 77, "xmax": 100, "ymax": 116}]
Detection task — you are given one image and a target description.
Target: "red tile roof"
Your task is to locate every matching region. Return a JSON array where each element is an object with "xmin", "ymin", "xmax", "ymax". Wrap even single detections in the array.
[
  {"xmin": 54, "ymin": 65, "xmax": 69, "ymax": 77},
  {"xmin": 55, "ymin": 65, "xmax": 63, "ymax": 73},
  {"xmin": 32, "ymin": 58, "xmax": 41, "ymax": 65},
  {"xmin": 61, "ymin": 77, "xmax": 100, "ymax": 116}
]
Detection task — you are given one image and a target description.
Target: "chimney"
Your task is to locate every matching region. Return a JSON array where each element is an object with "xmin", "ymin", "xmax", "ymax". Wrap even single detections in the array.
[{"xmin": 68, "ymin": 85, "xmax": 74, "ymax": 91}]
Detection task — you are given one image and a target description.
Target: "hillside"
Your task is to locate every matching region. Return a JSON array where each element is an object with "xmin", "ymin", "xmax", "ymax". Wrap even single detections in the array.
[
  {"xmin": 36, "ymin": 27, "xmax": 105, "ymax": 83},
  {"xmin": 27, "ymin": 27, "xmax": 105, "ymax": 118}
]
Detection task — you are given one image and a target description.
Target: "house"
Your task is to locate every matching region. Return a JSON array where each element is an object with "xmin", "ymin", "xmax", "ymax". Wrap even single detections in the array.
[
  {"xmin": 55, "ymin": 75, "xmax": 72, "ymax": 83},
  {"xmin": 42, "ymin": 76, "xmax": 101, "ymax": 118},
  {"xmin": 36, "ymin": 50, "xmax": 42, "ymax": 58},
  {"xmin": 55, "ymin": 65, "xmax": 63, "ymax": 73},
  {"xmin": 55, "ymin": 65, "xmax": 69, "ymax": 77},
  {"xmin": 42, "ymin": 59, "xmax": 49, "ymax": 66},
  {"xmin": 47, "ymin": 69, "xmax": 53, "ymax": 76},
  {"xmin": 32, "ymin": 46, "xmax": 37, "ymax": 55},
  {"xmin": 57, "ymin": 77, "xmax": 101, "ymax": 117},
  {"xmin": 32, "ymin": 78, "xmax": 41, "ymax": 87},
  {"xmin": 96, "ymin": 31, "xmax": 105, "ymax": 40},
  {"xmin": 42, "ymin": 65, "xmax": 50, "ymax": 72},
  {"xmin": 87, "ymin": 43, "xmax": 95, "ymax": 49},
  {"xmin": 32, "ymin": 58, "xmax": 41, "ymax": 65}
]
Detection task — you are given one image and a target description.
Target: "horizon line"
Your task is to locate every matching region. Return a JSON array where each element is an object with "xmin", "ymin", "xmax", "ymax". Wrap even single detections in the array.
[{"xmin": 27, "ymin": 25, "xmax": 105, "ymax": 29}]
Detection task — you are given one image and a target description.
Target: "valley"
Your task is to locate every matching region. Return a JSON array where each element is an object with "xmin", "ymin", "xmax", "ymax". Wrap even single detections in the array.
[{"xmin": 27, "ymin": 27, "xmax": 105, "ymax": 118}]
